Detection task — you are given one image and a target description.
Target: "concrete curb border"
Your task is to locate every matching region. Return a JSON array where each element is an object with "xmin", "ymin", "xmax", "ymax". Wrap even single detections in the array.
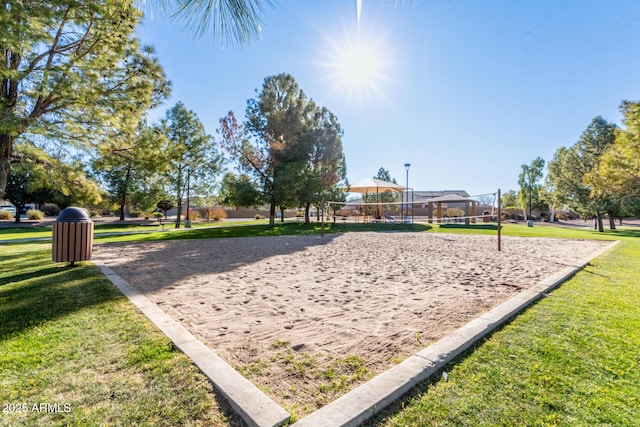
[
  {"xmin": 93, "ymin": 261, "xmax": 290, "ymax": 427},
  {"xmin": 292, "ymin": 239, "xmax": 620, "ymax": 426},
  {"xmin": 93, "ymin": 239, "xmax": 619, "ymax": 427}
]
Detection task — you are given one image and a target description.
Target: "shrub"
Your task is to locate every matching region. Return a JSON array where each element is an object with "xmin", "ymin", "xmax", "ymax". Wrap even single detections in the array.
[
  {"xmin": 209, "ymin": 207, "xmax": 227, "ymax": 221},
  {"xmin": 183, "ymin": 209, "xmax": 201, "ymax": 220},
  {"xmin": 128, "ymin": 211, "xmax": 141, "ymax": 218},
  {"xmin": 26, "ymin": 209, "xmax": 45, "ymax": 220},
  {"xmin": 152, "ymin": 212, "xmax": 163, "ymax": 219},
  {"xmin": 254, "ymin": 214, "xmax": 263, "ymax": 220},
  {"xmin": 0, "ymin": 210, "xmax": 14, "ymax": 220},
  {"xmin": 42, "ymin": 204, "xmax": 60, "ymax": 217}
]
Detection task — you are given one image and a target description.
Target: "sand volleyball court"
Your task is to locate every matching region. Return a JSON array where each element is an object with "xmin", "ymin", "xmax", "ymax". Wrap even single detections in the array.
[{"xmin": 93, "ymin": 232, "xmax": 609, "ymax": 414}]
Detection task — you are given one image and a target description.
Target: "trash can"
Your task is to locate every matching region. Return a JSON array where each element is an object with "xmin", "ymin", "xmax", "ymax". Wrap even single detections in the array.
[
  {"xmin": 52, "ymin": 207, "xmax": 94, "ymax": 265},
  {"xmin": 404, "ymin": 215, "xmax": 411, "ymax": 224}
]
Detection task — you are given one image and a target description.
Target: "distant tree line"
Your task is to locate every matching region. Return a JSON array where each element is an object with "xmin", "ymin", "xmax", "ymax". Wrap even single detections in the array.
[{"xmin": 504, "ymin": 104, "xmax": 640, "ymax": 232}]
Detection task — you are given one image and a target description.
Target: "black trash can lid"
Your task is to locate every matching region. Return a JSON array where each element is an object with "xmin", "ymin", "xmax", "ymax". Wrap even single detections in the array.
[{"xmin": 56, "ymin": 207, "xmax": 92, "ymax": 222}]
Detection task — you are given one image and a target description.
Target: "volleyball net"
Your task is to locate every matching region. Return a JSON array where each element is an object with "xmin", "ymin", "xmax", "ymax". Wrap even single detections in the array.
[{"xmin": 326, "ymin": 191, "xmax": 499, "ymax": 223}]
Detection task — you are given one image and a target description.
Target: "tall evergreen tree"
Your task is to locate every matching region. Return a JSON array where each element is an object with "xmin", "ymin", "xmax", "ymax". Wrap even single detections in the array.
[
  {"xmin": 0, "ymin": 0, "xmax": 169, "ymax": 199},
  {"xmin": 296, "ymin": 107, "xmax": 347, "ymax": 223},
  {"xmin": 220, "ymin": 73, "xmax": 347, "ymax": 227},
  {"xmin": 160, "ymin": 102, "xmax": 222, "ymax": 228},
  {"xmin": 220, "ymin": 73, "xmax": 316, "ymax": 227}
]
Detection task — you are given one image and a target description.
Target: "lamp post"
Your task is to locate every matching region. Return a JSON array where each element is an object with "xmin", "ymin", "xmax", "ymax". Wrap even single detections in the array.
[
  {"xmin": 404, "ymin": 163, "xmax": 411, "ymax": 219},
  {"xmin": 185, "ymin": 167, "xmax": 192, "ymax": 228},
  {"xmin": 529, "ymin": 170, "xmax": 533, "ymax": 222}
]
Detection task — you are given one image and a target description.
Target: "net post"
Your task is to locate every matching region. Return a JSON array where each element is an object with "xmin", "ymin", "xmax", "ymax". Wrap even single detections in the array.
[
  {"xmin": 497, "ymin": 189, "xmax": 502, "ymax": 251},
  {"xmin": 321, "ymin": 196, "xmax": 325, "ymax": 238}
]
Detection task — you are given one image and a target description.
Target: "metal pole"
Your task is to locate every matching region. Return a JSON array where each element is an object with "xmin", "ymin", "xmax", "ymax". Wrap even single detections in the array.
[
  {"xmin": 404, "ymin": 163, "xmax": 411, "ymax": 219},
  {"xmin": 321, "ymin": 195, "xmax": 325, "ymax": 237},
  {"xmin": 411, "ymin": 189, "xmax": 414, "ymax": 223},
  {"xmin": 185, "ymin": 167, "xmax": 191, "ymax": 228},
  {"xmin": 528, "ymin": 170, "xmax": 533, "ymax": 221},
  {"xmin": 497, "ymin": 189, "xmax": 502, "ymax": 252}
]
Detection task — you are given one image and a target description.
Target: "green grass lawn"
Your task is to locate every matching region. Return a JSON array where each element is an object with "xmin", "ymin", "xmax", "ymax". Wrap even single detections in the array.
[
  {"xmin": 1, "ymin": 222, "xmax": 638, "ymax": 426},
  {"xmin": 0, "ymin": 219, "xmax": 271, "ymax": 241},
  {"xmin": 366, "ymin": 227, "xmax": 640, "ymax": 426},
  {"xmin": 0, "ymin": 244, "xmax": 242, "ymax": 427}
]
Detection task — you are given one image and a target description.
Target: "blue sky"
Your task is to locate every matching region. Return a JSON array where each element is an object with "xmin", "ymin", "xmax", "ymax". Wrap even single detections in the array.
[{"xmin": 137, "ymin": 0, "xmax": 640, "ymax": 197}]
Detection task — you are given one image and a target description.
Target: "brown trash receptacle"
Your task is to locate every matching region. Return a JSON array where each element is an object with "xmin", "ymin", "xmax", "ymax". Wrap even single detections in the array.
[{"xmin": 52, "ymin": 207, "xmax": 94, "ymax": 265}]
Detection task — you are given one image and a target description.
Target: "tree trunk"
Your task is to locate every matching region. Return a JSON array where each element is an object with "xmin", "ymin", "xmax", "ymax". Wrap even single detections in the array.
[
  {"xmin": 280, "ymin": 206, "xmax": 285, "ymax": 223},
  {"xmin": 596, "ymin": 213, "xmax": 604, "ymax": 232},
  {"xmin": 304, "ymin": 203, "xmax": 311, "ymax": 224},
  {"xmin": 607, "ymin": 211, "xmax": 616, "ymax": 230},
  {"xmin": 0, "ymin": 134, "xmax": 13, "ymax": 200},
  {"xmin": 118, "ymin": 189, "xmax": 127, "ymax": 221},
  {"xmin": 269, "ymin": 195, "xmax": 276, "ymax": 227},
  {"xmin": 119, "ymin": 167, "xmax": 132, "ymax": 221},
  {"xmin": 175, "ymin": 198, "xmax": 182, "ymax": 228},
  {"xmin": 13, "ymin": 202, "xmax": 23, "ymax": 223},
  {"xmin": 1, "ymin": 47, "xmax": 20, "ymax": 200},
  {"xmin": 619, "ymin": 217, "xmax": 623, "ymax": 226}
]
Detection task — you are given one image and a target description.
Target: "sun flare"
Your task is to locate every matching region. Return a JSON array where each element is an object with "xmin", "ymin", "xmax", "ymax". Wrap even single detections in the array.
[
  {"xmin": 334, "ymin": 40, "xmax": 380, "ymax": 91},
  {"xmin": 317, "ymin": 26, "xmax": 395, "ymax": 106}
]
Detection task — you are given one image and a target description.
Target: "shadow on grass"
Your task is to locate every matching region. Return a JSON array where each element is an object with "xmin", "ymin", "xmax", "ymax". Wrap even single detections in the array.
[
  {"xmin": 608, "ymin": 228, "xmax": 640, "ymax": 239},
  {"xmin": 0, "ymin": 263, "xmax": 121, "ymax": 340},
  {"xmin": 0, "ymin": 266, "xmax": 63, "ymax": 287},
  {"xmin": 0, "ymin": 249, "xmax": 250, "ymax": 427},
  {"xmin": 0, "ymin": 252, "xmax": 42, "ymax": 266},
  {"xmin": 0, "ymin": 225, "xmax": 52, "ymax": 235}
]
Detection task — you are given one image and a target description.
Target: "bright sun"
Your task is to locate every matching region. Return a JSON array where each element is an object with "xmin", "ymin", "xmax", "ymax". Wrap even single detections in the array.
[
  {"xmin": 334, "ymin": 40, "xmax": 381, "ymax": 91},
  {"xmin": 318, "ymin": 26, "xmax": 395, "ymax": 106}
]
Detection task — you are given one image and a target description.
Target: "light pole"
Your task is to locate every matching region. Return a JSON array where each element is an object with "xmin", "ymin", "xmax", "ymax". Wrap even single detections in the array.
[
  {"xmin": 404, "ymin": 163, "xmax": 411, "ymax": 219},
  {"xmin": 529, "ymin": 170, "xmax": 533, "ymax": 222},
  {"xmin": 185, "ymin": 166, "xmax": 192, "ymax": 228}
]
